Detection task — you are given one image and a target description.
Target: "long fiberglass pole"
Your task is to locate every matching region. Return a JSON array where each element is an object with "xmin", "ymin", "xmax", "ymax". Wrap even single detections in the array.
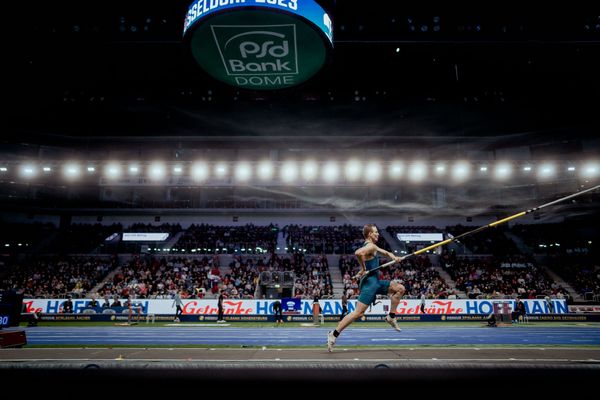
[{"xmin": 357, "ymin": 184, "xmax": 600, "ymax": 278}]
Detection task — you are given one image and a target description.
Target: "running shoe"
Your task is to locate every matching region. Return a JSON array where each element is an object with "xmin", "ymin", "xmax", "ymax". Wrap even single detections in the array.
[
  {"xmin": 327, "ymin": 331, "xmax": 336, "ymax": 352},
  {"xmin": 385, "ymin": 315, "xmax": 402, "ymax": 332}
]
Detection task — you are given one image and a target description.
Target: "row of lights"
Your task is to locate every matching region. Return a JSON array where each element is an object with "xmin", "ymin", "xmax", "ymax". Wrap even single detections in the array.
[{"xmin": 2, "ymin": 160, "xmax": 598, "ymax": 184}]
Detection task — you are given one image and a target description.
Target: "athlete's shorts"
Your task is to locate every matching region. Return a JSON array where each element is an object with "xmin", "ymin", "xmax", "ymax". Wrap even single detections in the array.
[{"xmin": 358, "ymin": 274, "xmax": 390, "ymax": 305}]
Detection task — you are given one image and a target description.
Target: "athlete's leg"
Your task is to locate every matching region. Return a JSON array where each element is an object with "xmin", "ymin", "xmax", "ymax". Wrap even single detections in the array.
[
  {"xmin": 388, "ymin": 280, "xmax": 406, "ymax": 313},
  {"xmin": 328, "ymin": 301, "xmax": 370, "ymax": 352},
  {"xmin": 335, "ymin": 301, "xmax": 369, "ymax": 334}
]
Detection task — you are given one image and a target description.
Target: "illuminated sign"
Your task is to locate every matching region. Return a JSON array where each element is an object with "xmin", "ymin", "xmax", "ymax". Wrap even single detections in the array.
[
  {"xmin": 396, "ymin": 233, "xmax": 444, "ymax": 242},
  {"xmin": 122, "ymin": 233, "xmax": 169, "ymax": 241},
  {"xmin": 183, "ymin": 0, "xmax": 333, "ymax": 89},
  {"xmin": 0, "ymin": 291, "xmax": 23, "ymax": 327},
  {"xmin": 24, "ymin": 298, "xmax": 569, "ymax": 315}
]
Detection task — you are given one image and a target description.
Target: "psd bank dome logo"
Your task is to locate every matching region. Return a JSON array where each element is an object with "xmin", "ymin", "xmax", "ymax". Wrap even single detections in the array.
[{"xmin": 183, "ymin": 0, "xmax": 333, "ymax": 90}]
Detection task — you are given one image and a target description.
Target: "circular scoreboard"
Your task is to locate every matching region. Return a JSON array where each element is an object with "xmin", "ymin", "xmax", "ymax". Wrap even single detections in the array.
[{"xmin": 183, "ymin": 0, "xmax": 333, "ymax": 90}]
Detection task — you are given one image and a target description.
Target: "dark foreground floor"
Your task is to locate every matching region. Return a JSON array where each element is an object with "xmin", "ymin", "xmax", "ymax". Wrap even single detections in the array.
[
  {"xmin": 2, "ymin": 347, "xmax": 599, "ymax": 395},
  {"xmin": 3, "ymin": 324, "xmax": 599, "ymax": 394}
]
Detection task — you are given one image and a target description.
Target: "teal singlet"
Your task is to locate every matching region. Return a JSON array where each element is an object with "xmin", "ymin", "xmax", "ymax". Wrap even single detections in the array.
[{"xmin": 357, "ymin": 241, "xmax": 390, "ymax": 305}]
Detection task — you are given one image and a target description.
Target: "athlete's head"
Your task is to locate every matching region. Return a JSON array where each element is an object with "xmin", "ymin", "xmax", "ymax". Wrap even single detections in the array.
[{"xmin": 363, "ymin": 224, "xmax": 379, "ymax": 242}]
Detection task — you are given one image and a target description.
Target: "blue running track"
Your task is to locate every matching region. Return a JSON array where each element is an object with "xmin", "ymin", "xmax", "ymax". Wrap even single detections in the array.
[{"xmin": 23, "ymin": 326, "xmax": 600, "ymax": 346}]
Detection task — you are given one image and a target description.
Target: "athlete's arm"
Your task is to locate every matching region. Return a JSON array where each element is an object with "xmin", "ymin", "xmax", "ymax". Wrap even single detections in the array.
[{"xmin": 354, "ymin": 243, "xmax": 376, "ymax": 277}]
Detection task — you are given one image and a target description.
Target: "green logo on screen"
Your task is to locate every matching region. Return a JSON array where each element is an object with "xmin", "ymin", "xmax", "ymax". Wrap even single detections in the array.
[
  {"xmin": 186, "ymin": 6, "xmax": 331, "ymax": 90},
  {"xmin": 212, "ymin": 24, "xmax": 298, "ymax": 87}
]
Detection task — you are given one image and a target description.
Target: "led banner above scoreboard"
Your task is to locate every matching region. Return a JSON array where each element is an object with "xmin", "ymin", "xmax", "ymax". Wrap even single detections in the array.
[{"xmin": 183, "ymin": 0, "xmax": 333, "ymax": 90}]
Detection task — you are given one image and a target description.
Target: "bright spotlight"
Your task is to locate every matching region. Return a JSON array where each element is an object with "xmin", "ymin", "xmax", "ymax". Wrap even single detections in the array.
[
  {"xmin": 234, "ymin": 162, "xmax": 252, "ymax": 182},
  {"xmin": 63, "ymin": 162, "xmax": 81, "ymax": 180},
  {"xmin": 451, "ymin": 160, "xmax": 471, "ymax": 183},
  {"xmin": 345, "ymin": 159, "xmax": 362, "ymax": 182},
  {"xmin": 214, "ymin": 162, "xmax": 229, "ymax": 179},
  {"xmin": 389, "ymin": 161, "xmax": 404, "ymax": 180},
  {"xmin": 104, "ymin": 162, "xmax": 122, "ymax": 180},
  {"xmin": 257, "ymin": 160, "xmax": 274, "ymax": 181},
  {"xmin": 173, "ymin": 165, "xmax": 184, "ymax": 175},
  {"xmin": 43, "ymin": 166, "xmax": 52, "ymax": 172},
  {"xmin": 434, "ymin": 163, "xmax": 446, "ymax": 177},
  {"xmin": 581, "ymin": 161, "xmax": 599, "ymax": 179},
  {"xmin": 322, "ymin": 161, "xmax": 339, "ymax": 183},
  {"xmin": 191, "ymin": 161, "xmax": 209, "ymax": 182},
  {"xmin": 301, "ymin": 160, "xmax": 318, "ymax": 181},
  {"xmin": 537, "ymin": 162, "xmax": 556, "ymax": 179},
  {"xmin": 281, "ymin": 160, "xmax": 299, "ymax": 183},
  {"xmin": 129, "ymin": 164, "xmax": 140, "ymax": 175},
  {"xmin": 408, "ymin": 161, "xmax": 428, "ymax": 183},
  {"xmin": 365, "ymin": 161, "xmax": 382, "ymax": 182},
  {"xmin": 19, "ymin": 163, "xmax": 38, "ymax": 179},
  {"xmin": 494, "ymin": 162, "xmax": 513, "ymax": 180},
  {"xmin": 148, "ymin": 162, "xmax": 167, "ymax": 181}
]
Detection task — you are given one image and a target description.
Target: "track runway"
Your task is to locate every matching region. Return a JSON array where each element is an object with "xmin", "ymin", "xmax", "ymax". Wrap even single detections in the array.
[{"xmin": 15, "ymin": 325, "xmax": 600, "ymax": 347}]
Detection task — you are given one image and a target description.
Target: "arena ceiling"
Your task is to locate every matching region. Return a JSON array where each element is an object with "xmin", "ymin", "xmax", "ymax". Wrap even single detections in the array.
[
  {"xmin": 5, "ymin": 1, "xmax": 600, "ymax": 154},
  {"xmin": 1, "ymin": 1, "xmax": 599, "ymax": 215}
]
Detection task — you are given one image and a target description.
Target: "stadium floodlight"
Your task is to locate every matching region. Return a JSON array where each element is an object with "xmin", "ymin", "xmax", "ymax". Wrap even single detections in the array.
[
  {"xmin": 148, "ymin": 161, "xmax": 167, "ymax": 181},
  {"xmin": 451, "ymin": 160, "xmax": 471, "ymax": 183},
  {"xmin": 128, "ymin": 164, "xmax": 140, "ymax": 175},
  {"xmin": 537, "ymin": 162, "xmax": 556, "ymax": 180},
  {"xmin": 0, "ymin": 167, "xmax": 7, "ymax": 172},
  {"xmin": 523, "ymin": 165, "xmax": 532, "ymax": 172},
  {"xmin": 234, "ymin": 161, "xmax": 252, "ymax": 182},
  {"xmin": 322, "ymin": 161, "xmax": 339, "ymax": 183},
  {"xmin": 43, "ymin": 166, "xmax": 52, "ymax": 172},
  {"xmin": 172, "ymin": 165, "xmax": 184, "ymax": 175},
  {"xmin": 104, "ymin": 162, "xmax": 122, "ymax": 180},
  {"xmin": 214, "ymin": 162, "xmax": 229, "ymax": 179},
  {"xmin": 345, "ymin": 159, "xmax": 362, "ymax": 182},
  {"xmin": 87, "ymin": 166, "xmax": 95, "ymax": 173},
  {"xmin": 434, "ymin": 163, "xmax": 446, "ymax": 177},
  {"xmin": 301, "ymin": 159, "xmax": 318, "ymax": 181},
  {"xmin": 494, "ymin": 161, "xmax": 513, "ymax": 181},
  {"xmin": 364, "ymin": 160, "xmax": 383, "ymax": 183},
  {"xmin": 19, "ymin": 163, "xmax": 38, "ymax": 179},
  {"xmin": 389, "ymin": 160, "xmax": 404, "ymax": 180},
  {"xmin": 191, "ymin": 161, "xmax": 209, "ymax": 182},
  {"xmin": 63, "ymin": 162, "xmax": 81, "ymax": 180},
  {"xmin": 257, "ymin": 160, "xmax": 274, "ymax": 181},
  {"xmin": 581, "ymin": 161, "xmax": 599, "ymax": 179},
  {"xmin": 408, "ymin": 161, "xmax": 428, "ymax": 183},
  {"xmin": 281, "ymin": 160, "xmax": 299, "ymax": 183}
]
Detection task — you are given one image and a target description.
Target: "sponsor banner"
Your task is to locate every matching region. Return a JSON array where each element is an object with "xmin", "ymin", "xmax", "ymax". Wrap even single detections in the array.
[
  {"xmin": 396, "ymin": 233, "xmax": 444, "ymax": 242},
  {"xmin": 499, "ymin": 262, "xmax": 532, "ymax": 268},
  {"xmin": 183, "ymin": 0, "xmax": 333, "ymax": 43},
  {"xmin": 525, "ymin": 314, "xmax": 600, "ymax": 321},
  {"xmin": 568, "ymin": 305, "xmax": 600, "ymax": 313},
  {"xmin": 122, "ymin": 232, "xmax": 169, "ymax": 241},
  {"xmin": 24, "ymin": 298, "xmax": 569, "ymax": 316},
  {"xmin": 38, "ymin": 313, "xmax": 600, "ymax": 323}
]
